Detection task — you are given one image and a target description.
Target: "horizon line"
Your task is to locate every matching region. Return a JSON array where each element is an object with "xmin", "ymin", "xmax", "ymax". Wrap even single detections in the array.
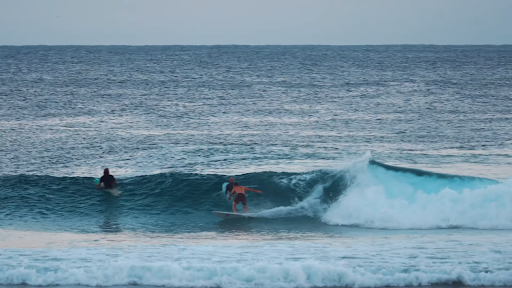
[{"xmin": 2, "ymin": 44, "xmax": 512, "ymax": 47}]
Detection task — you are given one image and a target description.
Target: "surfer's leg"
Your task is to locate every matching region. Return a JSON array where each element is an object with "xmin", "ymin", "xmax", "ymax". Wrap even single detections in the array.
[
  {"xmin": 232, "ymin": 201, "xmax": 237, "ymax": 213},
  {"xmin": 241, "ymin": 195, "xmax": 248, "ymax": 213}
]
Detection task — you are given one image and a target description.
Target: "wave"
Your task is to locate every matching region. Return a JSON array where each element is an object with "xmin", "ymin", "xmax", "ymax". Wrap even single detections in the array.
[
  {"xmin": 2, "ymin": 260, "xmax": 511, "ymax": 287},
  {"xmin": 0, "ymin": 157, "xmax": 510, "ymax": 231},
  {"xmin": 1, "ymin": 242, "xmax": 511, "ymax": 288}
]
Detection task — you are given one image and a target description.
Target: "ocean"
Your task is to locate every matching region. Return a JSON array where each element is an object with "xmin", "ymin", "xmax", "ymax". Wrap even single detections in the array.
[{"xmin": 0, "ymin": 45, "xmax": 511, "ymax": 288}]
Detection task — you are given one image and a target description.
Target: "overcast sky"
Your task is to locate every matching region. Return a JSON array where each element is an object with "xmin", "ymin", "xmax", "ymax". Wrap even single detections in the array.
[{"xmin": 1, "ymin": 0, "xmax": 511, "ymax": 45}]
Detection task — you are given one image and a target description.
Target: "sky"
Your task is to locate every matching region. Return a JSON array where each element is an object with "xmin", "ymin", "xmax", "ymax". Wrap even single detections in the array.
[{"xmin": 1, "ymin": 0, "xmax": 511, "ymax": 45}]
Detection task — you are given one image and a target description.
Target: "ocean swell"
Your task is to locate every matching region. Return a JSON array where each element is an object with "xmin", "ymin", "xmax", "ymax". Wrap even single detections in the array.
[{"xmin": 1, "ymin": 159, "xmax": 510, "ymax": 231}]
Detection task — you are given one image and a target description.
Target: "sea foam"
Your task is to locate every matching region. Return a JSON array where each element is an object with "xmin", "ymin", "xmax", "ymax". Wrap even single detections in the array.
[
  {"xmin": 322, "ymin": 162, "xmax": 512, "ymax": 229},
  {"xmin": 1, "ymin": 244, "xmax": 511, "ymax": 288}
]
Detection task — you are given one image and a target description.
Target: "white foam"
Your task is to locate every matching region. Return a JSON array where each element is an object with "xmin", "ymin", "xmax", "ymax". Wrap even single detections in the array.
[
  {"xmin": 322, "ymin": 162, "xmax": 512, "ymax": 229},
  {"xmin": 254, "ymin": 184, "xmax": 326, "ymax": 218},
  {"xmin": 1, "ymin": 231, "xmax": 512, "ymax": 288},
  {"xmin": 253, "ymin": 156, "xmax": 371, "ymax": 219},
  {"xmin": 2, "ymin": 261, "xmax": 511, "ymax": 287}
]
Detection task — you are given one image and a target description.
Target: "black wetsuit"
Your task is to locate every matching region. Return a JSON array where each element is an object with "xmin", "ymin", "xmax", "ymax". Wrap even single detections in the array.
[
  {"xmin": 100, "ymin": 175, "xmax": 116, "ymax": 189},
  {"xmin": 225, "ymin": 183, "xmax": 234, "ymax": 195}
]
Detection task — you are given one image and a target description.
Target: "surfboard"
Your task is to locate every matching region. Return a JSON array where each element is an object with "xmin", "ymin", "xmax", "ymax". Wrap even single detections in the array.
[
  {"xmin": 212, "ymin": 211, "xmax": 253, "ymax": 219},
  {"xmin": 221, "ymin": 182, "xmax": 229, "ymax": 199},
  {"xmin": 105, "ymin": 188, "xmax": 122, "ymax": 196},
  {"xmin": 96, "ymin": 187, "xmax": 122, "ymax": 196},
  {"xmin": 95, "ymin": 179, "xmax": 121, "ymax": 196}
]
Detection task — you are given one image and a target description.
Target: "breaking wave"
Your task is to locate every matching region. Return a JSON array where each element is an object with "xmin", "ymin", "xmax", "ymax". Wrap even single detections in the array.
[{"xmin": 0, "ymin": 157, "xmax": 510, "ymax": 231}]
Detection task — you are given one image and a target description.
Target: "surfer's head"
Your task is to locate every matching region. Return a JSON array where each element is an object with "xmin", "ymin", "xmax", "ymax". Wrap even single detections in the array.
[
  {"xmin": 229, "ymin": 177, "xmax": 234, "ymax": 183},
  {"xmin": 103, "ymin": 168, "xmax": 110, "ymax": 176},
  {"xmin": 233, "ymin": 182, "xmax": 239, "ymax": 186}
]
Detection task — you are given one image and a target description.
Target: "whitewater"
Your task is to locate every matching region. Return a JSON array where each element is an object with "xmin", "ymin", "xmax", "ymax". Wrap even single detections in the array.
[{"xmin": 1, "ymin": 45, "xmax": 512, "ymax": 288}]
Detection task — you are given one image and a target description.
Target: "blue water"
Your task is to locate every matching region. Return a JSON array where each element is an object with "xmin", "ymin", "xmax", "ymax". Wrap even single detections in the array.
[{"xmin": 0, "ymin": 45, "xmax": 512, "ymax": 288}]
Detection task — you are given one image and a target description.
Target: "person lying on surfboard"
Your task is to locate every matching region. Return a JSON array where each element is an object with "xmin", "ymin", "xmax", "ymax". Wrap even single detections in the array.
[
  {"xmin": 227, "ymin": 182, "xmax": 262, "ymax": 213},
  {"xmin": 96, "ymin": 168, "xmax": 117, "ymax": 189}
]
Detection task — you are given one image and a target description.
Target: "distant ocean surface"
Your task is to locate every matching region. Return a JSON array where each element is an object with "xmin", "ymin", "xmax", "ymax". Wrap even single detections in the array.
[{"xmin": 0, "ymin": 45, "xmax": 511, "ymax": 288}]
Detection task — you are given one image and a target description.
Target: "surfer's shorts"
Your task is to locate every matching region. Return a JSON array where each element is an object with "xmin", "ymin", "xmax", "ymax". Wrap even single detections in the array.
[{"xmin": 234, "ymin": 193, "xmax": 247, "ymax": 205}]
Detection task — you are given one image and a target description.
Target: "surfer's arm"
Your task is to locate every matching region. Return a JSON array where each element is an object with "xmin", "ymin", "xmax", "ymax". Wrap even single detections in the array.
[
  {"xmin": 96, "ymin": 180, "xmax": 102, "ymax": 189},
  {"xmin": 228, "ymin": 190, "xmax": 236, "ymax": 201},
  {"xmin": 245, "ymin": 187, "xmax": 262, "ymax": 193}
]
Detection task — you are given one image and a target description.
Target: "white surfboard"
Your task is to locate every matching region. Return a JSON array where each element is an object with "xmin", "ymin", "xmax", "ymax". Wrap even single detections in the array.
[
  {"xmin": 212, "ymin": 211, "xmax": 253, "ymax": 219},
  {"xmin": 221, "ymin": 182, "xmax": 230, "ymax": 199},
  {"xmin": 105, "ymin": 188, "xmax": 121, "ymax": 196},
  {"xmin": 95, "ymin": 178, "xmax": 121, "ymax": 196}
]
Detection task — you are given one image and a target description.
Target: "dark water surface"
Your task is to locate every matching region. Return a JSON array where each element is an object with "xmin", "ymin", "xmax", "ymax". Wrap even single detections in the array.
[{"xmin": 1, "ymin": 45, "xmax": 511, "ymax": 178}]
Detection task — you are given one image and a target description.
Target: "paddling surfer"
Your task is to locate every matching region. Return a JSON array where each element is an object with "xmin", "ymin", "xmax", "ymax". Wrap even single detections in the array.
[
  {"xmin": 227, "ymin": 182, "xmax": 262, "ymax": 213},
  {"xmin": 225, "ymin": 177, "xmax": 235, "ymax": 195},
  {"xmin": 96, "ymin": 168, "xmax": 117, "ymax": 189}
]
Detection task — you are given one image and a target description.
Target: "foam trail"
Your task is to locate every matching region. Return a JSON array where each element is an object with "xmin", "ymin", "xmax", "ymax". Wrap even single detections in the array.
[
  {"xmin": 322, "ymin": 163, "xmax": 512, "ymax": 229},
  {"xmin": 252, "ymin": 160, "xmax": 362, "ymax": 218},
  {"xmin": 254, "ymin": 184, "xmax": 325, "ymax": 218}
]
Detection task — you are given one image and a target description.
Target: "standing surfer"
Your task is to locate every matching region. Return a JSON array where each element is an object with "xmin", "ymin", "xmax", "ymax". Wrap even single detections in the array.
[
  {"xmin": 96, "ymin": 168, "xmax": 117, "ymax": 189},
  {"xmin": 228, "ymin": 182, "xmax": 262, "ymax": 213}
]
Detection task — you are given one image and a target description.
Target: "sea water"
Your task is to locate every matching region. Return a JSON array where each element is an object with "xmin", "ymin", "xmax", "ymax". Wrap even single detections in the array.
[{"xmin": 0, "ymin": 45, "xmax": 511, "ymax": 287}]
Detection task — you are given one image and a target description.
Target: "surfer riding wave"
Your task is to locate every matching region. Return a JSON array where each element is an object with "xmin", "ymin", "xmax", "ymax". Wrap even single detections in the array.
[{"xmin": 228, "ymin": 182, "xmax": 262, "ymax": 213}]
